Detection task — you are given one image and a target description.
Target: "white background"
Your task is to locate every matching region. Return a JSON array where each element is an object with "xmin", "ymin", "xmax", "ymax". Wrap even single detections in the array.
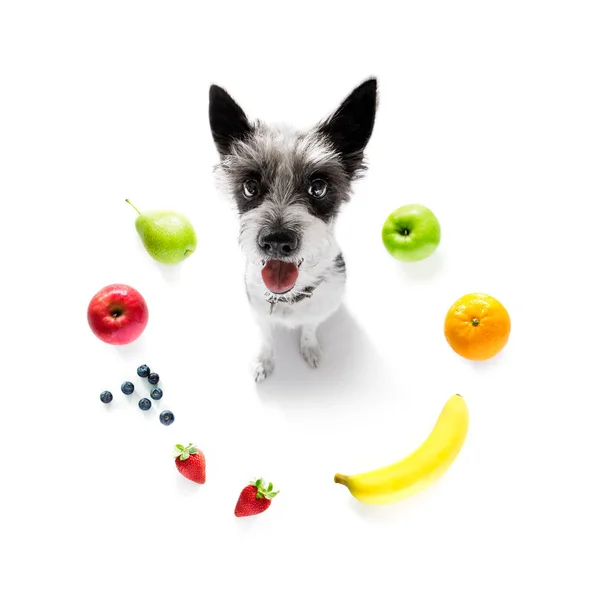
[{"xmin": 1, "ymin": 1, "xmax": 599, "ymax": 598}]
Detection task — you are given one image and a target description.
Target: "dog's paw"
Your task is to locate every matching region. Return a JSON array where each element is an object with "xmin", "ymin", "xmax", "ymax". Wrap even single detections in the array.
[
  {"xmin": 300, "ymin": 342, "xmax": 322, "ymax": 368},
  {"xmin": 253, "ymin": 357, "xmax": 275, "ymax": 383}
]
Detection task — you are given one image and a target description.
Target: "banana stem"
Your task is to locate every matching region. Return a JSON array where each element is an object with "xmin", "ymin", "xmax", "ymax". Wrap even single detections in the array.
[{"xmin": 334, "ymin": 473, "xmax": 348, "ymax": 486}]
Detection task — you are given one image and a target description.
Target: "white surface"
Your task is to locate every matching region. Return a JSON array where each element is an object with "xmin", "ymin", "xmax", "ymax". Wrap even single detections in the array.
[{"xmin": 2, "ymin": 1, "xmax": 600, "ymax": 598}]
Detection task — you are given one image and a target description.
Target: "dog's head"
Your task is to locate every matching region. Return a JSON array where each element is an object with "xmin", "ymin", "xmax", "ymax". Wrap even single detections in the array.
[{"xmin": 209, "ymin": 79, "xmax": 377, "ymax": 294}]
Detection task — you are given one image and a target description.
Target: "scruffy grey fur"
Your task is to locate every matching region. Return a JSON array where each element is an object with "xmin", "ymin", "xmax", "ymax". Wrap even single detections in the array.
[{"xmin": 209, "ymin": 79, "xmax": 378, "ymax": 381}]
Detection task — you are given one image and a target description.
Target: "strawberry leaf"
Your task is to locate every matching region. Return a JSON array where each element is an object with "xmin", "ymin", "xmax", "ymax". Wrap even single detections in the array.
[
  {"xmin": 250, "ymin": 478, "xmax": 279, "ymax": 500},
  {"xmin": 174, "ymin": 443, "xmax": 199, "ymax": 460}
]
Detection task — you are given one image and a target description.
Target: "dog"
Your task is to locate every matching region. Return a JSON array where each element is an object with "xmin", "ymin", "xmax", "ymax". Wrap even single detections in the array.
[{"xmin": 209, "ymin": 78, "xmax": 378, "ymax": 382}]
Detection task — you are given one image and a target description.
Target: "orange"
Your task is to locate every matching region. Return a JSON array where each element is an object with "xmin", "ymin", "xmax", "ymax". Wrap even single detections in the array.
[{"xmin": 444, "ymin": 293, "xmax": 511, "ymax": 360}]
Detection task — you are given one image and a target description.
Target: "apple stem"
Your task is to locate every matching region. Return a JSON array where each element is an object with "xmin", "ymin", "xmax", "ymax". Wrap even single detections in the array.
[{"xmin": 125, "ymin": 199, "xmax": 141, "ymax": 216}]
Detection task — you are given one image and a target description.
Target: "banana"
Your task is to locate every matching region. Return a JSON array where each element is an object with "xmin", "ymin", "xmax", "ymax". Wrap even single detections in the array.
[{"xmin": 334, "ymin": 394, "xmax": 469, "ymax": 504}]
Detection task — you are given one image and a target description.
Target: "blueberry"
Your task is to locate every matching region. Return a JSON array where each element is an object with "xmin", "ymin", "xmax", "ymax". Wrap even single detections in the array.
[
  {"xmin": 159, "ymin": 410, "xmax": 174, "ymax": 426},
  {"xmin": 150, "ymin": 387, "xmax": 163, "ymax": 400},
  {"xmin": 100, "ymin": 391, "xmax": 113, "ymax": 404},
  {"xmin": 137, "ymin": 364, "xmax": 150, "ymax": 378},
  {"xmin": 138, "ymin": 398, "xmax": 152, "ymax": 411},
  {"xmin": 121, "ymin": 381, "xmax": 135, "ymax": 395},
  {"xmin": 148, "ymin": 372, "xmax": 159, "ymax": 385}
]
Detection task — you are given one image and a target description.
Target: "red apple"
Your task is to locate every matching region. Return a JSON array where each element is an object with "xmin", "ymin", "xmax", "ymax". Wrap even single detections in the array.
[{"xmin": 87, "ymin": 284, "xmax": 148, "ymax": 345}]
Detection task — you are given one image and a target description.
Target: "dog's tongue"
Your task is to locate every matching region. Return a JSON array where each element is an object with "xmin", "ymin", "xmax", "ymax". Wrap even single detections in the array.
[{"xmin": 261, "ymin": 260, "xmax": 299, "ymax": 294}]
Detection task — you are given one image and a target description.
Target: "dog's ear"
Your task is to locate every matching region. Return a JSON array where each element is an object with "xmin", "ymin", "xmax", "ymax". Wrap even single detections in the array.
[
  {"xmin": 318, "ymin": 78, "xmax": 378, "ymax": 175},
  {"xmin": 209, "ymin": 85, "xmax": 252, "ymax": 156}
]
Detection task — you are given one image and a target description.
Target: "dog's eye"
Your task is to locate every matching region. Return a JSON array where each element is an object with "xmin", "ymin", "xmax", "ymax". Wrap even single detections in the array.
[
  {"xmin": 308, "ymin": 179, "xmax": 328, "ymax": 199},
  {"xmin": 243, "ymin": 179, "xmax": 259, "ymax": 199}
]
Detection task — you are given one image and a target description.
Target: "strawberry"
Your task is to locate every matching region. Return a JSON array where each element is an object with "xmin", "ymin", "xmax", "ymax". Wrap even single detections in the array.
[
  {"xmin": 174, "ymin": 443, "xmax": 206, "ymax": 484},
  {"xmin": 234, "ymin": 478, "xmax": 279, "ymax": 517}
]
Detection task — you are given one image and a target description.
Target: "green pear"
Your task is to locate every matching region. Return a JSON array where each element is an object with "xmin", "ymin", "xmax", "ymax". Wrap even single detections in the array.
[{"xmin": 126, "ymin": 199, "xmax": 197, "ymax": 264}]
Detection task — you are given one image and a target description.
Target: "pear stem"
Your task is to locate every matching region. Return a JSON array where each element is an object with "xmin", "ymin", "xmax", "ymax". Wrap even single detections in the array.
[{"xmin": 125, "ymin": 199, "xmax": 141, "ymax": 216}]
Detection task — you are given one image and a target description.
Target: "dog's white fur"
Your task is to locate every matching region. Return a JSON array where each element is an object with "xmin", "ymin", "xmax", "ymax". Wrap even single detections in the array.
[
  {"xmin": 228, "ymin": 126, "xmax": 347, "ymax": 380},
  {"xmin": 247, "ymin": 245, "xmax": 346, "ymax": 381}
]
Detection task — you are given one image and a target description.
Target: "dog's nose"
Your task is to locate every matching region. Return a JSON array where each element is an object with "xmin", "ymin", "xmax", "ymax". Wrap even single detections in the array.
[{"xmin": 258, "ymin": 229, "xmax": 299, "ymax": 257}]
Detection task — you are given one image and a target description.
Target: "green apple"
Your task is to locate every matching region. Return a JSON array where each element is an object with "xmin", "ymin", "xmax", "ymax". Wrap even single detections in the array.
[
  {"xmin": 126, "ymin": 199, "xmax": 197, "ymax": 264},
  {"xmin": 381, "ymin": 204, "xmax": 441, "ymax": 262}
]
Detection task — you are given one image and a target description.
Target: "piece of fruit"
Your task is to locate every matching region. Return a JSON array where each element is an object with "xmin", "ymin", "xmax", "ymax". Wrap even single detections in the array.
[
  {"xmin": 444, "ymin": 292, "xmax": 511, "ymax": 360},
  {"xmin": 137, "ymin": 364, "xmax": 150, "ymax": 378},
  {"xmin": 138, "ymin": 398, "xmax": 151, "ymax": 411},
  {"xmin": 174, "ymin": 443, "xmax": 206, "ymax": 484},
  {"xmin": 126, "ymin": 199, "xmax": 197, "ymax": 265},
  {"xmin": 234, "ymin": 478, "xmax": 279, "ymax": 517},
  {"xmin": 150, "ymin": 388, "xmax": 163, "ymax": 400},
  {"xmin": 121, "ymin": 381, "xmax": 134, "ymax": 395},
  {"xmin": 381, "ymin": 204, "xmax": 441, "ymax": 262},
  {"xmin": 100, "ymin": 391, "xmax": 113, "ymax": 404},
  {"xmin": 159, "ymin": 410, "xmax": 174, "ymax": 425},
  {"xmin": 148, "ymin": 372, "xmax": 160, "ymax": 385},
  {"xmin": 87, "ymin": 284, "xmax": 149, "ymax": 345},
  {"xmin": 334, "ymin": 394, "xmax": 469, "ymax": 504}
]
